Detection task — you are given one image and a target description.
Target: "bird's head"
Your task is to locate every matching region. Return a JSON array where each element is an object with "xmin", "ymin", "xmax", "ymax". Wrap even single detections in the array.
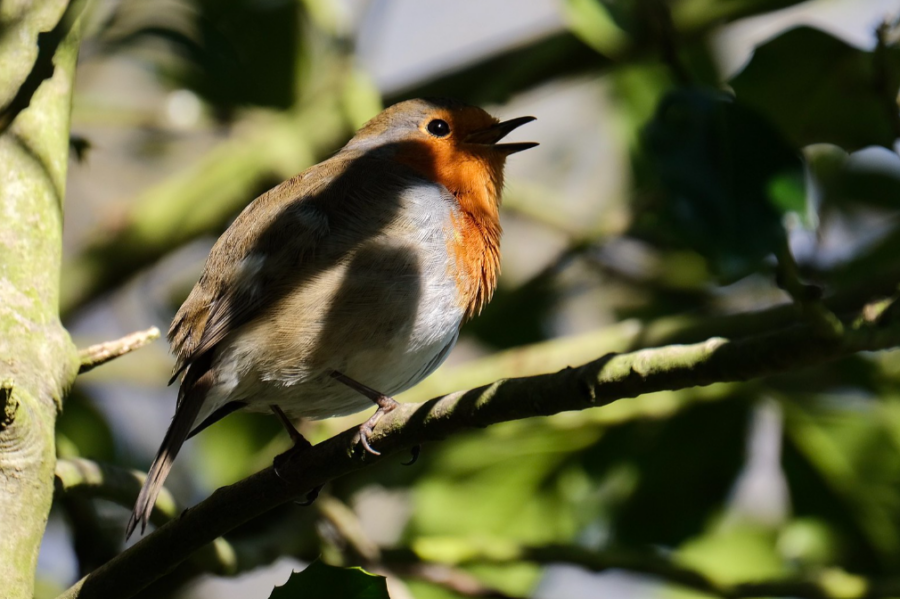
[{"xmin": 345, "ymin": 98, "xmax": 537, "ymax": 216}]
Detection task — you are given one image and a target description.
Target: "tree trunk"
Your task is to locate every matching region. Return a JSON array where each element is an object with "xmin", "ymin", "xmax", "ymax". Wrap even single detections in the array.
[{"xmin": 0, "ymin": 1, "xmax": 82, "ymax": 596}]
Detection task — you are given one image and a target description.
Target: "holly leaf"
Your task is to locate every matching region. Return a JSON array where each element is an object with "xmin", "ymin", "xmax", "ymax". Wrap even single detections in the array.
[{"xmin": 269, "ymin": 560, "xmax": 390, "ymax": 599}]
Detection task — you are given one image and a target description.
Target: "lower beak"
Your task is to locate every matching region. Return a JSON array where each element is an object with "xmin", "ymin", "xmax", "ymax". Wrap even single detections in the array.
[{"xmin": 466, "ymin": 116, "xmax": 538, "ymax": 155}]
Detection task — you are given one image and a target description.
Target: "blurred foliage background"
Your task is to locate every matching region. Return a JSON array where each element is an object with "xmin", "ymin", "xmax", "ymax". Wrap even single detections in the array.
[{"xmin": 42, "ymin": 0, "xmax": 900, "ymax": 597}]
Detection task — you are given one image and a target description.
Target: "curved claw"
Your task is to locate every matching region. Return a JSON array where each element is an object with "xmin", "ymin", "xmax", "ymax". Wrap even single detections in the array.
[
  {"xmin": 402, "ymin": 444, "xmax": 421, "ymax": 466},
  {"xmin": 331, "ymin": 370, "xmax": 399, "ymax": 458},
  {"xmin": 296, "ymin": 485, "xmax": 322, "ymax": 506},
  {"xmin": 358, "ymin": 426, "xmax": 382, "ymax": 456}
]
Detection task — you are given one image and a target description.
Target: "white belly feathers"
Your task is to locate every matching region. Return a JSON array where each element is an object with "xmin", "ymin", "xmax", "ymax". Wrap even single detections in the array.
[{"xmin": 194, "ymin": 180, "xmax": 466, "ymax": 425}]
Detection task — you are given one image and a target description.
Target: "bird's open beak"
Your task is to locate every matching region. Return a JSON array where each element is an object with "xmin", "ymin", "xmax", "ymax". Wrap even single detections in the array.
[{"xmin": 466, "ymin": 116, "xmax": 538, "ymax": 155}]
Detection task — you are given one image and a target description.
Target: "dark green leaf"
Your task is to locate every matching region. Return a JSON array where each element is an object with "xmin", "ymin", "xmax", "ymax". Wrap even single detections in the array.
[
  {"xmin": 780, "ymin": 399, "xmax": 900, "ymax": 574},
  {"xmin": 582, "ymin": 397, "xmax": 751, "ymax": 546},
  {"xmin": 642, "ymin": 88, "xmax": 801, "ymax": 281},
  {"xmin": 56, "ymin": 388, "xmax": 116, "ymax": 461},
  {"xmin": 102, "ymin": 0, "xmax": 302, "ymax": 117},
  {"xmin": 731, "ymin": 26, "xmax": 900, "ymax": 151},
  {"xmin": 269, "ymin": 560, "xmax": 390, "ymax": 599}
]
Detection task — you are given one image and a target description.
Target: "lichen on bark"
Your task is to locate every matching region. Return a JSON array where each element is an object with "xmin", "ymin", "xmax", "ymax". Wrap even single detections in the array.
[{"xmin": 0, "ymin": 1, "xmax": 82, "ymax": 597}]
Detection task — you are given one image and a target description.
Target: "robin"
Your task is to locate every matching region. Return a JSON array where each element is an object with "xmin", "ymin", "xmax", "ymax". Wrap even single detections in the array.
[{"xmin": 126, "ymin": 97, "xmax": 537, "ymax": 537}]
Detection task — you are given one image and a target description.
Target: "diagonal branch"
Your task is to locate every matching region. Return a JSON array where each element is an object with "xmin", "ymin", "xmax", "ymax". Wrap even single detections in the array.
[{"xmin": 57, "ymin": 299, "xmax": 900, "ymax": 599}]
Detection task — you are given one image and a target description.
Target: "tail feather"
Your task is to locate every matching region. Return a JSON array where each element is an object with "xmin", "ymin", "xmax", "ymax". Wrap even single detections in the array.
[{"xmin": 125, "ymin": 387, "xmax": 205, "ymax": 540}]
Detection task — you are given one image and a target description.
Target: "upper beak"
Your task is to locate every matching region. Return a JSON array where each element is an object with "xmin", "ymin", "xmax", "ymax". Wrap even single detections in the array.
[{"xmin": 466, "ymin": 116, "xmax": 538, "ymax": 155}]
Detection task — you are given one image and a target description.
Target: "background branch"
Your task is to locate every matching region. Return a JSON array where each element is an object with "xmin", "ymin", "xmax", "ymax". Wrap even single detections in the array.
[
  {"xmin": 383, "ymin": 542, "xmax": 900, "ymax": 599},
  {"xmin": 55, "ymin": 458, "xmax": 237, "ymax": 575}
]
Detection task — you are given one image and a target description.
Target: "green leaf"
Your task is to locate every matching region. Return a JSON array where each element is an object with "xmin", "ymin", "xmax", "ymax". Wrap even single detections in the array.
[
  {"xmin": 731, "ymin": 26, "xmax": 900, "ymax": 151},
  {"xmin": 673, "ymin": 0, "xmax": 817, "ymax": 28},
  {"xmin": 55, "ymin": 388, "xmax": 116, "ymax": 461},
  {"xmin": 601, "ymin": 398, "xmax": 752, "ymax": 546},
  {"xmin": 642, "ymin": 88, "xmax": 801, "ymax": 281},
  {"xmin": 269, "ymin": 560, "xmax": 390, "ymax": 599},
  {"xmin": 197, "ymin": 411, "xmax": 283, "ymax": 487},
  {"xmin": 781, "ymin": 395, "xmax": 900, "ymax": 572},
  {"xmin": 562, "ymin": 0, "xmax": 631, "ymax": 57},
  {"xmin": 411, "ymin": 423, "xmax": 601, "ymax": 543},
  {"xmin": 676, "ymin": 524, "xmax": 785, "ymax": 586}
]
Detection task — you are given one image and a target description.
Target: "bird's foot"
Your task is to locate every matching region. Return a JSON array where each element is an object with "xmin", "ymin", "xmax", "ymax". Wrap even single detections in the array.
[
  {"xmin": 352, "ymin": 393, "xmax": 398, "ymax": 456},
  {"xmin": 331, "ymin": 370, "xmax": 399, "ymax": 456}
]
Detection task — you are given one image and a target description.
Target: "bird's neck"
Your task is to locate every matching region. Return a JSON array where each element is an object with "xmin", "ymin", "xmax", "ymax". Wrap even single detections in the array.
[
  {"xmin": 391, "ymin": 143, "xmax": 504, "ymax": 321},
  {"xmin": 450, "ymin": 196, "xmax": 501, "ymax": 322},
  {"xmin": 441, "ymin": 161, "xmax": 503, "ymax": 322}
]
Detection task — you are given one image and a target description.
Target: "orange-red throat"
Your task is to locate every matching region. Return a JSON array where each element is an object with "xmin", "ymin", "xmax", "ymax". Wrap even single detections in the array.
[{"xmin": 389, "ymin": 104, "xmax": 537, "ymax": 320}]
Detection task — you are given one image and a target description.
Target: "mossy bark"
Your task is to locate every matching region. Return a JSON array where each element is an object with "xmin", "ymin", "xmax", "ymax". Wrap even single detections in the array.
[{"xmin": 0, "ymin": 1, "xmax": 81, "ymax": 596}]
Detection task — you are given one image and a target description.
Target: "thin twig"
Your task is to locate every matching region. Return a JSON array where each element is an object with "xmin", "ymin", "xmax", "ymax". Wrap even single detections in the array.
[
  {"xmin": 392, "ymin": 562, "xmax": 526, "ymax": 599},
  {"xmin": 77, "ymin": 327, "xmax": 161, "ymax": 374},
  {"xmin": 382, "ymin": 542, "xmax": 900, "ymax": 599},
  {"xmin": 315, "ymin": 495, "xmax": 381, "ymax": 564},
  {"xmin": 776, "ymin": 243, "xmax": 844, "ymax": 339},
  {"xmin": 643, "ymin": 0, "xmax": 692, "ymax": 85}
]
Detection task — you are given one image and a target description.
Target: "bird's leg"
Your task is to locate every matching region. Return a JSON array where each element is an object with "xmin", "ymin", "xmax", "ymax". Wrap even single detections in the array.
[
  {"xmin": 270, "ymin": 404, "xmax": 311, "ymax": 449},
  {"xmin": 271, "ymin": 405, "xmax": 316, "ymax": 492},
  {"xmin": 330, "ymin": 370, "xmax": 399, "ymax": 456},
  {"xmin": 270, "ymin": 405, "xmax": 323, "ymax": 504}
]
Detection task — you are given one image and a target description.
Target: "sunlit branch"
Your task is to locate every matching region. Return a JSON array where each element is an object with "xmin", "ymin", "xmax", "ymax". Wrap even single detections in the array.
[
  {"xmin": 77, "ymin": 327, "xmax": 161, "ymax": 374},
  {"xmin": 54, "ymin": 296, "xmax": 900, "ymax": 599}
]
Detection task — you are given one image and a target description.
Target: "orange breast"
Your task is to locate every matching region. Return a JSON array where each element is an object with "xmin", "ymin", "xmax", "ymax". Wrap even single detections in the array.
[{"xmin": 393, "ymin": 139, "xmax": 504, "ymax": 321}]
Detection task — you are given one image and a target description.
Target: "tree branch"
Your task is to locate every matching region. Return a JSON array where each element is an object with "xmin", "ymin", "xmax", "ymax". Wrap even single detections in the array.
[
  {"xmin": 56, "ymin": 298, "xmax": 900, "ymax": 599},
  {"xmin": 776, "ymin": 243, "xmax": 843, "ymax": 339},
  {"xmin": 56, "ymin": 458, "xmax": 179, "ymax": 522},
  {"xmin": 77, "ymin": 327, "xmax": 160, "ymax": 374}
]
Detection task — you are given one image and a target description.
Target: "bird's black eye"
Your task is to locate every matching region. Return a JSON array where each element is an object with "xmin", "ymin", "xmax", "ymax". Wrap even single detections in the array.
[{"xmin": 426, "ymin": 119, "xmax": 450, "ymax": 137}]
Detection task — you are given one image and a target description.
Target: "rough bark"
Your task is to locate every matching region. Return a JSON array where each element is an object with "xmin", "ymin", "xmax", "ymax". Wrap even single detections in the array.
[{"xmin": 0, "ymin": 1, "xmax": 82, "ymax": 596}]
